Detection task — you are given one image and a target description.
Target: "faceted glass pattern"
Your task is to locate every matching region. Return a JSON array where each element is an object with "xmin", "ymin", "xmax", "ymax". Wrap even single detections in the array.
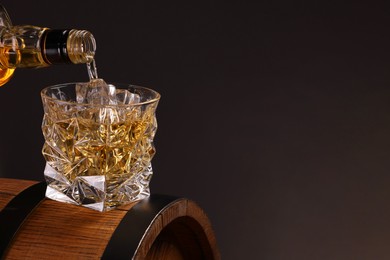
[{"xmin": 41, "ymin": 83, "xmax": 160, "ymax": 211}]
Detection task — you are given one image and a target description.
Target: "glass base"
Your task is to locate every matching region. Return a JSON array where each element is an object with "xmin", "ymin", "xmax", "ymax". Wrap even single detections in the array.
[{"xmin": 44, "ymin": 163, "xmax": 152, "ymax": 212}]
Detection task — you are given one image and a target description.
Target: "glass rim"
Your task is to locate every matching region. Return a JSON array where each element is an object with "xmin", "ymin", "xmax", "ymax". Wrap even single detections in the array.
[{"xmin": 41, "ymin": 82, "xmax": 161, "ymax": 108}]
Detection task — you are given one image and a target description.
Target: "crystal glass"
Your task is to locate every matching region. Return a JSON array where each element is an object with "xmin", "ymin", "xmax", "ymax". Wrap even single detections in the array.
[{"xmin": 41, "ymin": 83, "xmax": 160, "ymax": 211}]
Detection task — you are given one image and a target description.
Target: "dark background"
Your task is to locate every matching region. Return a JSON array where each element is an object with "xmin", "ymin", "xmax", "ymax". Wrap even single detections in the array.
[{"xmin": 1, "ymin": 1, "xmax": 390, "ymax": 259}]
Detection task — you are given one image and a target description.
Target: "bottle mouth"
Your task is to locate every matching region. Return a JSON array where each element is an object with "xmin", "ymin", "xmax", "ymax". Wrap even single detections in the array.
[{"xmin": 67, "ymin": 29, "xmax": 96, "ymax": 64}]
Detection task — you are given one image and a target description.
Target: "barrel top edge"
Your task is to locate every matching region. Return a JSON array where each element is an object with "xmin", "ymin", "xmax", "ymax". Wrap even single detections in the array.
[{"xmin": 0, "ymin": 178, "xmax": 41, "ymax": 196}]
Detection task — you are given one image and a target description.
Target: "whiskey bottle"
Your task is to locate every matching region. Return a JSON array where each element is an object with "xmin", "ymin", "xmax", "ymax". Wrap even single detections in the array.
[{"xmin": 0, "ymin": 5, "xmax": 96, "ymax": 86}]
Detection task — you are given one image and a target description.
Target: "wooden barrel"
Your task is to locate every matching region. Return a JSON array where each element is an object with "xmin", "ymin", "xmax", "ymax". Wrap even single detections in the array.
[{"xmin": 0, "ymin": 178, "xmax": 220, "ymax": 259}]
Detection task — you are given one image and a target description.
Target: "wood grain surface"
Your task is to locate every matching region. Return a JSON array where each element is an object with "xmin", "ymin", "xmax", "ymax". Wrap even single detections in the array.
[{"xmin": 0, "ymin": 178, "xmax": 220, "ymax": 259}]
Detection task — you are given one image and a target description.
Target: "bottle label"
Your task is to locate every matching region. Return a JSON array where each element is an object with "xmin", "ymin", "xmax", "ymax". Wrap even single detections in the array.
[{"xmin": 41, "ymin": 29, "xmax": 72, "ymax": 64}]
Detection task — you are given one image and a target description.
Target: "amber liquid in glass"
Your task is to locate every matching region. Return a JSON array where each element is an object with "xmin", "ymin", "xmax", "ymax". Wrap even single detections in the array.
[{"xmin": 42, "ymin": 108, "xmax": 156, "ymax": 208}]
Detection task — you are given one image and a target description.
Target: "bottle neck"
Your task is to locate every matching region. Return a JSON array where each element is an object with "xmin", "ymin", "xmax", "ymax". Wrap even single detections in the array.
[
  {"xmin": 41, "ymin": 29, "xmax": 96, "ymax": 65},
  {"xmin": 41, "ymin": 29, "xmax": 71, "ymax": 64}
]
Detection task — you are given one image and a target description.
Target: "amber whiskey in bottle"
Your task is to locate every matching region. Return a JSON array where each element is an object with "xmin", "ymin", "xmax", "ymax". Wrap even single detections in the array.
[{"xmin": 0, "ymin": 5, "xmax": 96, "ymax": 86}]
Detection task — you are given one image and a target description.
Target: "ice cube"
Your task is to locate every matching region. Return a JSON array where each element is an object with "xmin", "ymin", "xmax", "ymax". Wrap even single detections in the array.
[
  {"xmin": 76, "ymin": 79, "xmax": 117, "ymax": 105},
  {"xmin": 75, "ymin": 79, "xmax": 121, "ymax": 124},
  {"xmin": 98, "ymin": 107, "xmax": 120, "ymax": 124},
  {"xmin": 115, "ymin": 89, "xmax": 141, "ymax": 104},
  {"xmin": 76, "ymin": 82, "xmax": 88, "ymax": 103}
]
